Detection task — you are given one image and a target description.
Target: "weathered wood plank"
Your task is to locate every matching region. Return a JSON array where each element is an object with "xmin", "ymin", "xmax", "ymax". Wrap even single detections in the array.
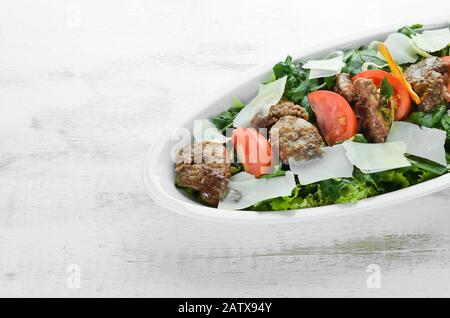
[{"xmin": 0, "ymin": 0, "xmax": 449, "ymax": 297}]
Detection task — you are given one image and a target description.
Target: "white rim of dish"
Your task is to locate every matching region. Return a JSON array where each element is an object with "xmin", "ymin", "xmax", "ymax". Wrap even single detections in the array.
[{"xmin": 142, "ymin": 17, "xmax": 450, "ymax": 223}]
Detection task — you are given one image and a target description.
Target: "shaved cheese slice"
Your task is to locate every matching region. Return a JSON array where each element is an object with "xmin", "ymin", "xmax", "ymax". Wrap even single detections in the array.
[
  {"xmin": 289, "ymin": 144, "xmax": 354, "ymax": 185},
  {"xmin": 233, "ymin": 76, "xmax": 287, "ymax": 128},
  {"xmin": 230, "ymin": 171, "xmax": 255, "ymax": 182},
  {"xmin": 193, "ymin": 119, "xmax": 229, "ymax": 143},
  {"xmin": 309, "ymin": 69, "xmax": 342, "ymax": 79},
  {"xmin": 302, "ymin": 55, "xmax": 345, "ymax": 79},
  {"xmin": 303, "ymin": 54, "xmax": 344, "ymax": 71},
  {"xmin": 386, "ymin": 121, "xmax": 447, "ymax": 166},
  {"xmin": 411, "ymin": 28, "xmax": 450, "ymax": 53},
  {"xmin": 409, "ymin": 40, "xmax": 432, "ymax": 58},
  {"xmin": 379, "ymin": 33, "xmax": 418, "ymax": 64},
  {"xmin": 218, "ymin": 171, "xmax": 296, "ymax": 210},
  {"xmin": 343, "ymin": 141, "xmax": 410, "ymax": 173}
]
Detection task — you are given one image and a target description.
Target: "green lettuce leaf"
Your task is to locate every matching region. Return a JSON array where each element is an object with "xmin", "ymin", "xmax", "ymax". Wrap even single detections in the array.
[
  {"xmin": 248, "ymin": 155, "xmax": 448, "ymax": 211},
  {"xmin": 250, "ymin": 183, "xmax": 327, "ymax": 211},
  {"xmin": 249, "ymin": 170, "xmax": 379, "ymax": 211}
]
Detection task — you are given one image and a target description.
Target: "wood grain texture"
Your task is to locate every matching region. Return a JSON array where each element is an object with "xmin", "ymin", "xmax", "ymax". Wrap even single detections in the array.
[{"xmin": 1, "ymin": 0, "xmax": 450, "ymax": 297}]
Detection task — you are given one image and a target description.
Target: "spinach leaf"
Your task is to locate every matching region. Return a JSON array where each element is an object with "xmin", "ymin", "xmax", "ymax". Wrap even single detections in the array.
[
  {"xmin": 211, "ymin": 96, "xmax": 245, "ymax": 132},
  {"xmin": 407, "ymin": 156, "xmax": 448, "ymax": 175},
  {"xmin": 380, "ymin": 76, "xmax": 394, "ymax": 99},
  {"xmin": 378, "ymin": 76, "xmax": 394, "ymax": 123},
  {"xmin": 272, "ymin": 56, "xmax": 334, "ymax": 105},
  {"xmin": 300, "ymin": 95, "xmax": 315, "ymax": 120},
  {"xmin": 342, "ymin": 49, "xmax": 364, "ymax": 75},
  {"xmin": 433, "ymin": 46, "xmax": 450, "ymax": 57},
  {"xmin": 258, "ymin": 165, "xmax": 286, "ymax": 179},
  {"xmin": 397, "ymin": 24, "xmax": 423, "ymax": 38},
  {"xmin": 406, "ymin": 104, "xmax": 447, "ymax": 128},
  {"xmin": 342, "ymin": 49, "xmax": 389, "ymax": 76},
  {"xmin": 230, "ymin": 163, "xmax": 243, "ymax": 175},
  {"xmin": 441, "ymin": 114, "xmax": 450, "ymax": 140},
  {"xmin": 273, "ymin": 56, "xmax": 309, "ymax": 102},
  {"xmin": 352, "ymin": 134, "xmax": 369, "ymax": 143}
]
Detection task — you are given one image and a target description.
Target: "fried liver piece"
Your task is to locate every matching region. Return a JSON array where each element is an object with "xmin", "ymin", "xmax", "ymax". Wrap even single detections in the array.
[
  {"xmin": 335, "ymin": 73, "xmax": 356, "ymax": 103},
  {"xmin": 404, "ymin": 56, "xmax": 449, "ymax": 112},
  {"xmin": 270, "ymin": 115, "xmax": 324, "ymax": 164},
  {"xmin": 175, "ymin": 142, "xmax": 231, "ymax": 206},
  {"xmin": 353, "ymin": 78, "xmax": 391, "ymax": 143}
]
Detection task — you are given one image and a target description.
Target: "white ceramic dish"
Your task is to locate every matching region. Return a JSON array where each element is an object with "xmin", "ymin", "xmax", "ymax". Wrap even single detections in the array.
[{"xmin": 143, "ymin": 18, "xmax": 450, "ymax": 223}]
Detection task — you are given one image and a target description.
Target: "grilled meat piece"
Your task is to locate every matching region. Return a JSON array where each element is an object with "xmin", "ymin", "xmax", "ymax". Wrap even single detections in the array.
[
  {"xmin": 270, "ymin": 115, "xmax": 324, "ymax": 164},
  {"xmin": 250, "ymin": 98, "xmax": 309, "ymax": 129},
  {"xmin": 404, "ymin": 57, "xmax": 449, "ymax": 112},
  {"xmin": 250, "ymin": 114, "xmax": 271, "ymax": 130},
  {"xmin": 267, "ymin": 98, "xmax": 309, "ymax": 125},
  {"xmin": 175, "ymin": 142, "xmax": 231, "ymax": 206},
  {"xmin": 335, "ymin": 73, "xmax": 356, "ymax": 103},
  {"xmin": 353, "ymin": 78, "xmax": 391, "ymax": 143}
]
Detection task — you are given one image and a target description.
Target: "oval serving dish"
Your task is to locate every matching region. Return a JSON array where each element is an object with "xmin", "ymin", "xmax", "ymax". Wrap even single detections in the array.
[{"xmin": 143, "ymin": 18, "xmax": 450, "ymax": 223}]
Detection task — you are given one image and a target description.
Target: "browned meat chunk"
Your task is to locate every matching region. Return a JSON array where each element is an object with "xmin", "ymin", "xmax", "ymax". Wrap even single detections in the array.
[
  {"xmin": 404, "ymin": 57, "xmax": 449, "ymax": 112},
  {"xmin": 353, "ymin": 78, "xmax": 391, "ymax": 143},
  {"xmin": 175, "ymin": 142, "xmax": 231, "ymax": 206},
  {"xmin": 270, "ymin": 115, "xmax": 324, "ymax": 164},
  {"xmin": 250, "ymin": 98, "xmax": 309, "ymax": 129},
  {"xmin": 250, "ymin": 114, "xmax": 271, "ymax": 130},
  {"xmin": 335, "ymin": 73, "xmax": 356, "ymax": 103},
  {"xmin": 268, "ymin": 98, "xmax": 309, "ymax": 124}
]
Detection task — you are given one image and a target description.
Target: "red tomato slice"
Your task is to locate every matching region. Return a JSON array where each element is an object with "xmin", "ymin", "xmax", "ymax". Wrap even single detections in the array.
[
  {"xmin": 232, "ymin": 128, "xmax": 272, "ymax": 177},
  {"xmin": 352, "ymin": 69, "xmax": 411, "ymax": 120},
  {"xmin": 307, "ymin": 91, "xmax": 357, "ymax": 146},
  {"xmin": 441, "ymin": 56, "xmax": 450, "ymax": 102}
]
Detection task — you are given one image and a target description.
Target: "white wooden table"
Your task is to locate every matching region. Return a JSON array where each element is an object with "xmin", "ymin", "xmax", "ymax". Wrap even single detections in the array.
[{"xmin": 1, "ymin": 0, "xmax": 450, "ymax": 297}]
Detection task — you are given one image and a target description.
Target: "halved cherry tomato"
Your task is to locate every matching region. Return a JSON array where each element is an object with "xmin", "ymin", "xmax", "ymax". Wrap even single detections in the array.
[
  {"xmin": 307, "ymin": 91, "xmax": 357, "ymax": 146},
  {"xmin": 232, "ymin": 128, "xmax": 272, "ymax": 177},
  {"xmin": 441, "ymin": 56, "xmax": 450, "ymax": 102},
  {"xmin": 352, "ymin": 69, "xmax": 411, "ymax": 120}
]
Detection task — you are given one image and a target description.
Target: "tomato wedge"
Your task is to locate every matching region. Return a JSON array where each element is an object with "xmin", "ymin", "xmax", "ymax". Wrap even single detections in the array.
[
  {"xmin": 441, "ymin": 56, "xmax": 450, "ymax": 102},
  {"xmin": 352, "ymin": 69, "xmax": 411, "ymax": 120},
  {"xmin": 307, "ymin": 91, "xmax": 357, "ymax": 146},
  {"xmin": 232, "ymin": 128, "xmax": 272, "ymax": 177}
]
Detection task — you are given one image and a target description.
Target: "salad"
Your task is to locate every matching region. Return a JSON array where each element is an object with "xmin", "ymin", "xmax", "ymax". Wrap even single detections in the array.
[{"xmin": 174, "ymin": 24, "xmax": 450, "ymax": 211}]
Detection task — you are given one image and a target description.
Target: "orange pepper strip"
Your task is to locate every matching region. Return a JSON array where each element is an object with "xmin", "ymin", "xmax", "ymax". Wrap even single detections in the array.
[{"xmin": 378, "ymin": 42, "xmax": 421, "ymax": 105}]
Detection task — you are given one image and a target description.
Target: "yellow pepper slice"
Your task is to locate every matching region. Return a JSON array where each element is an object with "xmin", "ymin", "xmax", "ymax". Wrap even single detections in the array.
[{"xmin": 378, "ymin": 42, "xmax": 421, "ymax": 105}]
